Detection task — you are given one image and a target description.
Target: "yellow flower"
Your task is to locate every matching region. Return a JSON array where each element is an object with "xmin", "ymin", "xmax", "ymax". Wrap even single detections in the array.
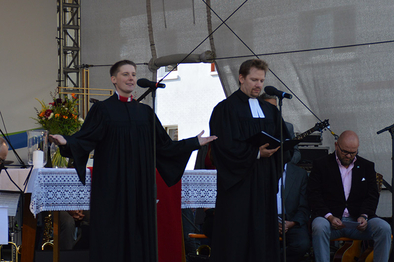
[{"xmin": 33, "ymin": 89, "xmax": 83, "ymax": 136}]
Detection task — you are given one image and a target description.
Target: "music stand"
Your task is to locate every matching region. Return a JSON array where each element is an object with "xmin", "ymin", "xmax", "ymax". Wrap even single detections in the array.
[{"xmin": 0, "ymin": 164, "xmax": 32, "ymax": 261}]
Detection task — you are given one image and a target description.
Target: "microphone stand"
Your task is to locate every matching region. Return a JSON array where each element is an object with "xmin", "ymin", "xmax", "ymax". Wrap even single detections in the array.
[
  {"xmin": 137, "ymin": 88, "xmax": 154, "ymax": 102},
  {"xmin": 152, "ymin": 87, "xmax": 159, "ymax": 262},
  {"xmin": 0, "ymin": 128, "xmax": 27, "ymax": 168},
  {"xmin": 137, "ymin": 85, "xmax": 160, "ymax": 262},
  {"xmin": 377, "ymin": 123, "xmax": 394, "ymax": 262},
  {"xmin": 278, "ymin": 97, "xmax": 287, "ymax": 262}
]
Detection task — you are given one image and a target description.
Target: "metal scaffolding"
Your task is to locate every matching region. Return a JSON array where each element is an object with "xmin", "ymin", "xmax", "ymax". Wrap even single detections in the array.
[{"xmin": 57, "ymin": 0, "xmax": 81, "ymax": 90}]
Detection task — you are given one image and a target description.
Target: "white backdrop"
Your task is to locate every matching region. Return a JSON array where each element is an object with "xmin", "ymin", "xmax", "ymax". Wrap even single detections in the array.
[
  {"xmin": 0, "ymin": 0, "xmax": 57, "ymax": 163},
  {"xmin": 1, "ymin": 0, "xmax": 394, "ymax": 214},
  {"xmin": 81, "ymin": 0, "xmax": 394, "ymax": 183}
]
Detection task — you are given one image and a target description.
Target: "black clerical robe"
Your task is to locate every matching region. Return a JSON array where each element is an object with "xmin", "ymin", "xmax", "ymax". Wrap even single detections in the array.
[
  {"xmin": 209, "ymin": 89, "xmax": 290, "ymax": 262},
  {"xmin": 60, "ymin": 94, "xmax": 200, "ymax": 262}
]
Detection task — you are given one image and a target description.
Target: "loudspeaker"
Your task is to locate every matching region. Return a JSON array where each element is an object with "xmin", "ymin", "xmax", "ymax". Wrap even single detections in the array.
[{"xmin": 298, "ymin": 147, "xmax": 329, "ymax": 169}]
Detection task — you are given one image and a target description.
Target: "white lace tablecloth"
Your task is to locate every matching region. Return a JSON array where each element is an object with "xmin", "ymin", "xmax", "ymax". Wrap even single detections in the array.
[
  {"xmin": 26, "ymin": 168, "xmax": 215, "ymax": 215},
  {"xmin": 27, "ymin": 168, "xmax": 91, "ymax": 216},
  {"xmin": 181, "ymin": 169, "xmax": 217, "ymax": 209}
]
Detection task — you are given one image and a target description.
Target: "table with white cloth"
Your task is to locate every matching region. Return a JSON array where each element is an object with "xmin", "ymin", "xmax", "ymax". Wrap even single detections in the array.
[
  {"xmin": 26, "ymin": 168, "xmax": 216, "ymax": 212},
  {"xmin": 181, "ymin": 169, "xmax": 217, "ymax": 209},
  {"xmin": 0, "ymin": 167, "xmax": 91, "ymax": 214},
  {"xmin": 22, "ymin": 168, "xmax": 91, "ymax": 262},
  {"xmin": 27, "ymin": 168, "xmax": 216, "ymax": 212},
  {"xmin": 27, "ymin": 168, "xmax": 91, "ymax": 216},
  {"xmin": 2, "ymin": 168, "xmax": 216, "ymax": 262}
]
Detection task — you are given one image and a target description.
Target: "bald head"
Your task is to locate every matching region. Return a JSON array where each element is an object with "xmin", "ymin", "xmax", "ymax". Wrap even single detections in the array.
[
  {"xmin": 337, "ymin": 130, "xmax": 359, "ymax": 148},
  {"xmin": 335, "ymin": 130, "xmax": 359, "ymax": 167},
  {"xmin": 0, "ymin": 137, "xmax": 8, "ymax": 162}
]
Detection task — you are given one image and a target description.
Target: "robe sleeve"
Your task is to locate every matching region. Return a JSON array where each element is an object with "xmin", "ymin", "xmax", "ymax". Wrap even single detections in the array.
[
  {"xmin": 209, "ymin": 102, "xmax": 259, "ymax": 190},
  {"xmin": 60, "ymin": 102, "xmax": 107, "ymax": 184},
  {"xmin": 155, "ymin": 113, "xmax": 201, "ymax": 187}
]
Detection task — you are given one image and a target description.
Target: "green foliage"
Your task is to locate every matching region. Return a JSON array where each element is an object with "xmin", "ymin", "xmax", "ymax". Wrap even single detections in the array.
[{"xmin": 34, "ymin": 91, "xmax": 83, "ymax": 136}]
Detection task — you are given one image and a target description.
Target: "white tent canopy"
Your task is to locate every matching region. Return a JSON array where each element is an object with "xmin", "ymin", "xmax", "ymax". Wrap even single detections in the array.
[
  {"xmin": 82, "ymin": 0, "xmax": 394, "ymax": 184},
  {"xmin": 1, "ymin": 0, "xmax": 393, "ymax": 215}
]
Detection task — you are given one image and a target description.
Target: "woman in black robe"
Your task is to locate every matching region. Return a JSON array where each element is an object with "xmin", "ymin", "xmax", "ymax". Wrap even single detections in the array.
[
  {"xmin": 209, "ymin": 59, "xmax": 291, "ymax": 262},
  {"xmin": 50, "ymin": 60, "xmax": 216, "ymax": 262}
]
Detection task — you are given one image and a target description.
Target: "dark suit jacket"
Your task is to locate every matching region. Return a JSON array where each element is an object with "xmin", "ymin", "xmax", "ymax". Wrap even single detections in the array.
[
  {"xmin": 307, "ymin": 153, "xmax": 379, "ymax": 220},
  {"xmin": 283, "ymin": 163, "xmax": 310, "ymax": 227}
]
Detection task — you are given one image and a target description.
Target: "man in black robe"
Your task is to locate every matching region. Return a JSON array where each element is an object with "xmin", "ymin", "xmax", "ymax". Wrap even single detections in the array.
[
  {"xmin": 50, "ymin": 60, "xmax": 217, "ymax": 262},
  {"xmin": 209, "ymin": 59, "xmax": 291, "ymax": 262}
]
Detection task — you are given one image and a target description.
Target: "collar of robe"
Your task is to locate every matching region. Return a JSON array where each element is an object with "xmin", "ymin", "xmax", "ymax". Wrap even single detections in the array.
[
  {"xmin": 235, "ymin": 88, "xmax": 250, "ymax": 102},
  {"xmin": 248, "ymin": 98, "xmax": 265, "ymax": 118},
  {"xmin": 116, "ymin": 91, "xmax": 133, "ymax": 102},
  {"xmin": 235, "ymin": 89, "xmax": 266, "ymax": 118}
]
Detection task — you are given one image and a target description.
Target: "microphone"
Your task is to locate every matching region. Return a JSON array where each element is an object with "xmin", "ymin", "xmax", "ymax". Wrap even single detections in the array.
[
  {"xmin": 137, "ymin": 78, "xmax": 166, "ymax": 89},
  {"xmin": 89, "ymin": 98, "xmax": 99, "ymax": 104},
  {"xmin": 264, "ymin": 86, "xmax": 292, "ymax": 99}
]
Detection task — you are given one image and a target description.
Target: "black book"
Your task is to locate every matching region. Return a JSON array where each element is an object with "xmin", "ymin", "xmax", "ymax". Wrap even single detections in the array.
[{"xmin": 246, "ymin": 130, "xmax": 301, "ymax": 151}]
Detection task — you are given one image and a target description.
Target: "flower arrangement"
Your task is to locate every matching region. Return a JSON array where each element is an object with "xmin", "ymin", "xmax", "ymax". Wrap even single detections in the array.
[
  {"xmin": 34, "ymin": 90, "xmax": 83, "ymax": 167},
  {"xmin": 34, "ymin": 91, "xmax": 83, "ymax": 136}
]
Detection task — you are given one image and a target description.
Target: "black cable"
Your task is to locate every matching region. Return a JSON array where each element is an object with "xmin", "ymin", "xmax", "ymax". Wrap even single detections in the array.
[
  {"xmin": 135, "ymin": 0, "xmax": 248, "ymax": 102},
  {"xmin": 158, "ymin": 0, "xmax": 249, "ymax": 83},
  {"xmin": 383, "ymin": 179, "xmax": 393, "ymax": 193},
  {"xmin": 0, "ymin": 111, "xmax": 9, "ymax": 137},
  {"xmin": 203, "ymin": 0, "xmax": 338, "ymax": 138},
  {"xmin": 23, "ymin": 165, "xmax": 34, "ymax": 192},
  {"xmin": 202, "ymin": 0, "xmax": 256, "ymax": 57},
  {"xmin": 3, "ymin": 168, "xmax": 23, "ymax": 193},
  {"xmin": 79, "ymin": 62, "xmax": 149, "ymax": 69},
  {"xmin": 182, "ymin": 212, "xmax": 201, "ymax": 232},
  {"xmin": 214, "ymin": 39, "xmax": 394, "ymax": 61},
  {"xmin": 79, "ymin": 2, "xmax": 393, "ymax": 140},
  {"xmin": 0, "ymin": 112, "xmax": 27, "ymax": 167}
]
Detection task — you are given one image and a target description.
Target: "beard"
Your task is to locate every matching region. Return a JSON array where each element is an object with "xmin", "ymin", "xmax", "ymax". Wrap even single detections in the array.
[{"xmin": 339, "ymin": 156, "xmax": 355, "ymax": 167}]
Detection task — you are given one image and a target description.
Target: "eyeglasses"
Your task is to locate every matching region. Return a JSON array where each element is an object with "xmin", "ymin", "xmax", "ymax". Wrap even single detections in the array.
[{"xmin": 337, "ymin": 143, "xmax": 358, "ymax": 157}]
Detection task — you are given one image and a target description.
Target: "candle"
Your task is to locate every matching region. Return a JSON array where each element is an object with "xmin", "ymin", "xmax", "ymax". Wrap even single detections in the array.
[{"xmin": 33, "ymin": 150, "xmax": 44, "ymax": 168}]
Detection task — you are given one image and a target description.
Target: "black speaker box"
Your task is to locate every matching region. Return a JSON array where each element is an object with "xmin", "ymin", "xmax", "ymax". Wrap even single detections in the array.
[{"xmin": 298, "ymin": 147, "xmax": 329, "ymax": 166}]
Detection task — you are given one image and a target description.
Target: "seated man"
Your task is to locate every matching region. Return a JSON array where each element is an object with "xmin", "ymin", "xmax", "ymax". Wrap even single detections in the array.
[
  {"xmin": 60, "ymin": 210, "xmax": 90, "ymax": 250},
  {"xmin": 262, "ymin": 93, "xmax": 310, "ymax": 261},
  {"xmin": 307, "ymin": 130, "xmax": 391, "ymax": 262},
  {"xmin": 278, "ymin": 162, "xmax": 310, "ymax": 262}
]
